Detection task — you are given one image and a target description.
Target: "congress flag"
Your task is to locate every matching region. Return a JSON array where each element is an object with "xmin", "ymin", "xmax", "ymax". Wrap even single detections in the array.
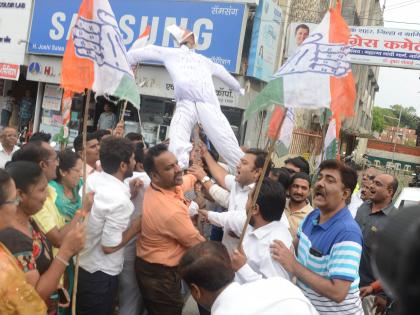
[
  {"xmin": 266, "ymin": 107, "xmax": 295, "ymax": 157},
  {"xmin": 324, "ymin": 118, "xmax": 339, "ymax": 160},
  {"xmin": 245, "ymin": 2, "xmax": 355, "ymax": 127},
  {"xmin": 60, "ymin": 0, "xmax": 140, "ymax": 108}
]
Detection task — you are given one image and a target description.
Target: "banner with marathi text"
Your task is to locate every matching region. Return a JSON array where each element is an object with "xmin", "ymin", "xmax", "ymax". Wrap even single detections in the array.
[{"xmin": 287, "ymin": 22, "xmax": 420, "ymax": 70}]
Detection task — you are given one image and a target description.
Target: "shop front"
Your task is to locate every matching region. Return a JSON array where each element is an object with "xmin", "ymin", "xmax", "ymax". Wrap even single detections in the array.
[
  {"xmin": 0, "ymin": 0, "xmax": 36, "ymax": 133},
  {"xmin": 26, "ymin": 55, "xmax": 103, "ymax": 143}
]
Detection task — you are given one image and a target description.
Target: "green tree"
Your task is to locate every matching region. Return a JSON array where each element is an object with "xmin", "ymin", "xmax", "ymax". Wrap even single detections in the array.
[
  {"xmin": 372, "ymin": 107, "xmax": 385, "ymax": 132},
  {"xmin": 390, "ymin": 104, "xmax": 419, "ymax": 130},
  {"xmin": 372, "ymin": 105, "xmax": 420, "ymax": 134}
]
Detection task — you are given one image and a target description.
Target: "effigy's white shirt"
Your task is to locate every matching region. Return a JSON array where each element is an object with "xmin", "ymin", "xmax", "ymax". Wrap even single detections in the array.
[{"xmin": 128, "ymin": 45, "xmax": 242, "ymax": 104}]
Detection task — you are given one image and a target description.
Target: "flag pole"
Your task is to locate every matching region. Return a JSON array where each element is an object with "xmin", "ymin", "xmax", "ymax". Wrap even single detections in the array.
[
  {"xmin": 320, "ymin": 109, "xmax": 328, "ymax": 161},
  {"xmin": 237, "ymin": 108, "xmax": 287, "ymax": 249},
  {"xmin": 72, "ymin": 88, "xmax": 91, "ymax": 315},
  {"xmin": 120, "ymin": 99, "xmax": 128, "ymax": 122}
]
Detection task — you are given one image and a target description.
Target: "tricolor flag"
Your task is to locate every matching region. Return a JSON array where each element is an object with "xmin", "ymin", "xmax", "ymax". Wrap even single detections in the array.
[
  {"xmin": 266, "ymin": 107, "xmax": 295, "ymax": 157},
  {"xmin": 324, "ymin": 118, "xmax": 338, "ymax": 160},
  {"xmin": 130, "ymin": 25, "xmax": 151, "ymax": 51},
  {"xmin": 61, "ymin": 90, "xmax": 73, "ymax": 139},
  {"xmin": 245, "ymin": 2, "xmax": 355, "ymax": 137},
  {"xmin": 60, "ymin": 0, "xmax": 140, "ymax": 108}
]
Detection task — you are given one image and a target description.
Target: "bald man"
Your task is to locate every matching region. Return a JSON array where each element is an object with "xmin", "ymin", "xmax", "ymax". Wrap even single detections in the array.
[
  {"xmin": 355, "ymin": 173, "xmax": 398, "ymax": 315},
  {"xmin": 0, "ymin": 127, "xmax": 19, "ymax": 168}
]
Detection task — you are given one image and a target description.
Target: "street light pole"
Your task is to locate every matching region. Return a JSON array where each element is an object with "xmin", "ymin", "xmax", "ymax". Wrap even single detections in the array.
[{"xmin": 391, "ymin": 106, "xmax": 403, "ymax": 164}]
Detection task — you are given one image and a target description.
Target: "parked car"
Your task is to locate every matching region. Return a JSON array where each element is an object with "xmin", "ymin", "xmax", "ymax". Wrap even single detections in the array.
[
  {"xmin": 394, "ymin": 187, "xmax": 420, "ymax": 209},
  {"xmin": 408, "ymin": 166, "xmax": 420, "ymax": 187}
]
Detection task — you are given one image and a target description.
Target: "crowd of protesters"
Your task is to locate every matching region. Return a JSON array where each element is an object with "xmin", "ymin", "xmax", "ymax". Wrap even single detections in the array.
[{"xmin": 0, "ymin": 125, "xmax": 404, "ymax": 315}]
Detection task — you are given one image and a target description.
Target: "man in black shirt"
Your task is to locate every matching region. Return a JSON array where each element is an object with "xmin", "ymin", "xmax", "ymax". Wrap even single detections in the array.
[{"xmin": 355, "ymin": 173, "xmax": 398, "ymax": 315}]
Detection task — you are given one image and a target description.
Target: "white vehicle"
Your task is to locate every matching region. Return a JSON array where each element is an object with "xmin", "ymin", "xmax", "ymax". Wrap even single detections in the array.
[{"xmin": 394, "ymin": 187, "xmax": 420, "ymax": 209}]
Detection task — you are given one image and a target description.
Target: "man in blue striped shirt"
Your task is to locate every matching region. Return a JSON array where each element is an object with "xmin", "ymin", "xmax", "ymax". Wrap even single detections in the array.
[{"xmin": 271, "ymin": 160, "xmax": 363, "ymax": 315}]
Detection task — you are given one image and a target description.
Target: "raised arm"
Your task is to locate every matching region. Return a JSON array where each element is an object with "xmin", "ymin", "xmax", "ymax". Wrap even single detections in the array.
[
  {"xmin": 127, "ymin": 45, "xmax": 171, "ymax": 66},
  {"xmin": 210, "ymin": 61, "xmax": 243, "ymax": 94},
  {"xmin": 200, "ymin": 144, "xmax": 229, "ymax": 189}
]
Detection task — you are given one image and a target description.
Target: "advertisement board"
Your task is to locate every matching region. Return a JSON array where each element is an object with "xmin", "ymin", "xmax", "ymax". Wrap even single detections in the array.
[
  {"xmin": 0, "ymin": 0, "xmax": 32, "ymax": 65},
  {"xmin": 349, "ymin": 26, "xmax": 420, "ymax": 69},
  {"xmin": 0, "ymin": 63, "xmax": 20, "ymax": 80},
  {"xmin": 26, "ymin": 55, "xmax": 62, "ymax": 84},
  {"xmin": 247, "ymin": 0, "xmax": 282, "ymax": 82},
  {"xmin": 28, "ymin": 0, "xmax": 247, "ymax": 73},
  {"xmin": 286, "ymin": 22, "xmax": 420, "ymax": 69}
]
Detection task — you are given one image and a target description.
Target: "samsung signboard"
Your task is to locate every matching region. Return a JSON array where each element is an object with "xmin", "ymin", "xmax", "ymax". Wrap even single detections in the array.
[{"xmin": 28, "ymin": 0, "xmax": 248, "ymax": 73}]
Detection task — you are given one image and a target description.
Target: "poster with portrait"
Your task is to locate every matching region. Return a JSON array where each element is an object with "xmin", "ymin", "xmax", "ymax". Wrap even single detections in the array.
[{"xmin": 285, "ymin": 22, "xmax": 317, "ymax": 58}]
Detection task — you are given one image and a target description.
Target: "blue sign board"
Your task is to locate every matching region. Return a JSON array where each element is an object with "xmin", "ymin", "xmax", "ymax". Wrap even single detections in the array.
[
  {"xmin": 247, "ymin": 0, "xmax": 282, "ymax": 81},
  {"xmin": 28, "ymin": 0, "xmax": 247, "ymax": 73}
]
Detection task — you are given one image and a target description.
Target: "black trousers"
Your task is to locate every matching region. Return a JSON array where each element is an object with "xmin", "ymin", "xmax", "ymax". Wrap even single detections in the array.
[
  {"xmin": 76, "ymin": 267, "xmax": 118, "ymax": 315},
  {"xmin": 135, "ymin": 257, "xmax": 184, "ymax": 315}
]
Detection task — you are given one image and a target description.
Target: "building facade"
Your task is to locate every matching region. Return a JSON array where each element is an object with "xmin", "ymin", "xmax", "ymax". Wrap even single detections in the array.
[
  {"xmin": 380, "ymin": 126, "xmax": 417, "ymax": 146},
  {"xmin": 244, "ymin": 0, "xmax": 384, "ymax": 164},
  {"xmin": 341, "ymin": 0, "xmax": 383, "ymax": 157}
]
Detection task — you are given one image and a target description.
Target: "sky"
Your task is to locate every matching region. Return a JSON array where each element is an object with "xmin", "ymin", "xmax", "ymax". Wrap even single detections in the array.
[{"xmin": 374, "ymin": 0, "xmax": 420, "ymax": 115}]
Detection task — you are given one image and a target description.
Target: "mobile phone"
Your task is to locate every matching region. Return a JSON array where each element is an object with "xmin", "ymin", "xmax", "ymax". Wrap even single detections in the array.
[{"xmin": 309, "ymin": 247, "xmax": 323, "ymax": 258}]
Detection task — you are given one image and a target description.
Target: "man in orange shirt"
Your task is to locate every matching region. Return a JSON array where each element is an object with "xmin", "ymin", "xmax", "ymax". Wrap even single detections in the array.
[{"xmin": 135, "ymin": 143, "xmax": 205, "ymax": 315}]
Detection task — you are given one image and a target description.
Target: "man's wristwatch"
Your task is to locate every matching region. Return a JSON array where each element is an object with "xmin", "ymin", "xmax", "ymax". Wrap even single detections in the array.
[{"xmin": 201, "ymin": 176, "xmax": 211, "ymax": 184}]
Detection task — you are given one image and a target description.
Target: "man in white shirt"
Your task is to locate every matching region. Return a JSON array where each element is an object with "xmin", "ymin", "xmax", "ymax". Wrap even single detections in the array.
[
  {"xmin": 119, "ymin": 142, "xmax": 150, "ymax": 315},
  {"xmin": 77, "ymin": 137, "xmax": 142, "ymax": 315},
  {"xmin": 128, "ymin": 24, "xmax": 244, "ymax": 170},
  {"xmin": 179, "ymin": 241, "xmax": 318, "ymax": 315},
  {"xmin": 199, "ymin": 178, "xmax": 293, "ymax": 282},
  {"xmin": 189, "ymin": 145, "xmax": 270, "ymax": 253},
  {"xmin": 0, "ymin": 127, "xmax": 19, "ymax": 168}
]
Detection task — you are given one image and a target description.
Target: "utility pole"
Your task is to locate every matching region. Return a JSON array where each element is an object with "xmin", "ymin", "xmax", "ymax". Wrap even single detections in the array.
[{"xmin": 391, "ymin": 106, "xmax": 403, "ymax": 164}]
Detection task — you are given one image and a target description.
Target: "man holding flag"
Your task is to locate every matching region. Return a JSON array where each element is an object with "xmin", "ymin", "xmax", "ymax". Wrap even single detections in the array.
[{"xmin": 60, "ymin": 0, "xmax": 141, "ymax": 314}]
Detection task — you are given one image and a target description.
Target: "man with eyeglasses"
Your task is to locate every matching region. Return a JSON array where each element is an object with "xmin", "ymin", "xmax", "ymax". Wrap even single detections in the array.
[
  {"xmin": 348, "ymin": 167, "xmax": 380, "ymax": 218},
  {"xmin": 0, "ymin": 127, "xmax": 19, "ymax": 168}
]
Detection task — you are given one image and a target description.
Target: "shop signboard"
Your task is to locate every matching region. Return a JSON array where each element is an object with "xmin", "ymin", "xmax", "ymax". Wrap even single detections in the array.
[
  {"xmin": 28, "ymin": 0, "xmax": 247, "ymax": 73},
  {"xmin": 247, "ymin": 0, "xmax": 282, "ymax": 82},
  {"xmin": 349, "ymin": 26, "xmax": 420, "ymax": 69},
  {"xmin": 0, "ymin": 0, "xmax": 32, "ymax": 65},
  {"xmin": 286, "ymin": 22, "xmax": 420, "ymax": 70},
  {"xmin": 26, "ymin": 55, "xmax": 62, "ymax": 84},
  {"xmin": 135, "ymin": 65, "xmax": 244, "ymax": 109},
  {"xmin": 0, "ymin": 63, "xmax": 20, "ymax": 80}
]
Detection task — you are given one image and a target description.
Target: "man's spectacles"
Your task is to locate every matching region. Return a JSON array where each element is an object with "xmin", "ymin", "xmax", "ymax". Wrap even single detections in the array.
[
  {"xmin": 45, "ymin": 156, "xmax": 59, "ymax": 164},
  {"xmin": 0, "ymin": 198, "xmax": 19, "ymax": 206}
]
